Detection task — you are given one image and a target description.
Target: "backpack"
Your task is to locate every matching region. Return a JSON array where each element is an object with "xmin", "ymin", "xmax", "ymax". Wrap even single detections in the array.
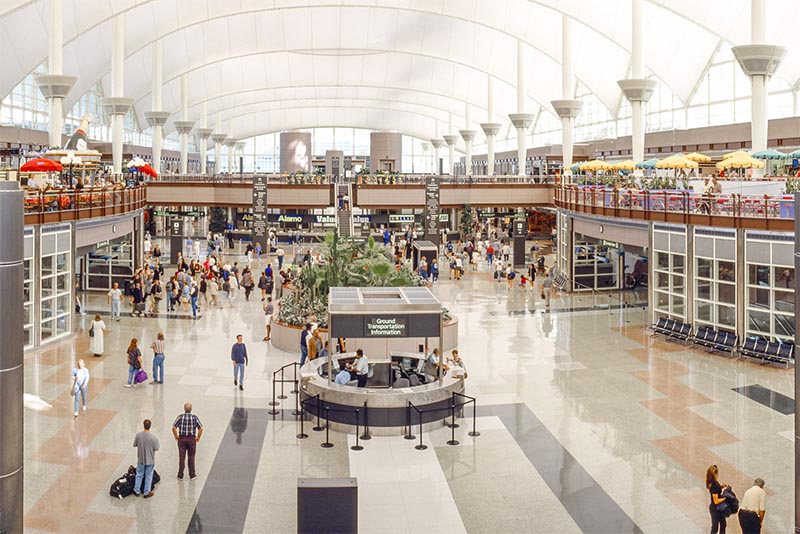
[
  {"xmin": 165, "ymin": 281, "xmax": 174, "ymax": 293},
  {"xmin": 716, "ymin": 487, "xmax": 739, "ymax": 517},
  {"xmin": 222, "ymin": 281, "xmax": 230, "ymax": 292},
  {"xmin": 200, "ymin": 279, "xmax": 207, "ymax": 292}
]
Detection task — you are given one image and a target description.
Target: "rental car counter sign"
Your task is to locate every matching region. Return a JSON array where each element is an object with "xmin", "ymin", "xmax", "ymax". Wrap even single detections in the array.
[{"xmin": 365, "ymin": 316, "xmax": 407, "ymax": 337}]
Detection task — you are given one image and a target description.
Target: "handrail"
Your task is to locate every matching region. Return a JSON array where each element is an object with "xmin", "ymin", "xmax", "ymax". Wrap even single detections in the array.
[
  {"xmin": 22, "ymin": 184, "xmax": 147, "ymax": 224},
  {"xmin": 554, "ymin": 184, "xmax": 795, "ymax": 228}
]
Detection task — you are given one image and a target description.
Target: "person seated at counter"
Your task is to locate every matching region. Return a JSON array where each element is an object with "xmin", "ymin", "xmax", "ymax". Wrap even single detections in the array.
[
  {"xmin": 334, "ymin": 368, "xmax": 351, "ymax": 385},
  {"xmin": 346, "ymin": 349, "xmax": 369, "ymax": 388}
]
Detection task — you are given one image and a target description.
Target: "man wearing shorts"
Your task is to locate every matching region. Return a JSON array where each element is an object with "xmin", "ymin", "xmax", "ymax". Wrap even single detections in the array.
[{"xmin": 263, "ymin": 297, "xmax": 274, "ymax": 341}]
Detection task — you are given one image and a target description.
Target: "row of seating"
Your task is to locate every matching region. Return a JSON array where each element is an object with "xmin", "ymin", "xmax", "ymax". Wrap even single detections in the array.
[
  {"xmin": 651, "ymin": 317, "xmax": 795, "ymax": 366},
  {"xmin": 693, "ymin": 326, "xmax": 738, "ymax": 354},
  {"xmin": 740, "ymin": 337, "xmax": 794, "ymax": 366}
]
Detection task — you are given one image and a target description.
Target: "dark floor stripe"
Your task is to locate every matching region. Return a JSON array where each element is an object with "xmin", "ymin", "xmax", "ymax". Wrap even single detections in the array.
[
  {"xmin": 732, "ymin": 384, "xmax": 795, "ymax": 415},
  {"xmin": 479, "ymin": 404, "xmax": 642, "ymax": 534},
  {"xmin": 187, "ymin": 408, "xmax": 269, "ymax": 534}
]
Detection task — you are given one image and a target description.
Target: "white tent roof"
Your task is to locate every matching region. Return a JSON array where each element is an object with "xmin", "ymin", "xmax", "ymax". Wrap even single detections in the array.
[{"xmin": 0, "ymin": 0, "xmax": 796, "ymax": 141}]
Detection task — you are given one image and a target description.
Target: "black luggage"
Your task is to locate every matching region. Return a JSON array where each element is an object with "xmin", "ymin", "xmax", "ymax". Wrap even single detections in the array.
[
  {"xmin": 110, "ymin": 466, "xmax": 136, "ymax": 499},
  {"xmin": 109, "ymin": 465, "xmax": 162, "ymax": 499}
]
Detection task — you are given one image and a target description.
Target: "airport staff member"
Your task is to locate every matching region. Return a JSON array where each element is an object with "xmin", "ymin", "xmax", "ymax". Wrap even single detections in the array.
[
  {"xmin": 346, "ymin": 349, "xmax": 369, "ymax": 388},
  {"xmin": 739, "ymin": 478, "xmax": 766, "ymax": 534}
]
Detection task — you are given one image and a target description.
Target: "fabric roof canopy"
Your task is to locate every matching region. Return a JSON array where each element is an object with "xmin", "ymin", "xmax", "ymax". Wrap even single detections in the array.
[
  {"xmin": 683, "ymin": 152, "xmax": 711, "ymax": 163},
  {"xmin": 580, "ymin": 159, "xmax": 613, "ymax": 171},
  {"xmin": 3, "ymin": 0, "xmax": 800, "ymax": 141},
  {"xmin": 716, "ymin": 154, "xmax": 766, "ymax": 169},
  {"xmin": 655, "ymin": 155, "xmax": 698, "ymax": 169}
]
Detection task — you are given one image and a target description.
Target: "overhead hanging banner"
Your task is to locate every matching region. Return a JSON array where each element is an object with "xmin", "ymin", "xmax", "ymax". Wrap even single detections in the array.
[
  {"xmin": 424, "ymin": 175, "xmax": 440, "ymax": 244},
  {"xmin": 252, "ymin": 176, "xmax": 268, "ymax": 243}
]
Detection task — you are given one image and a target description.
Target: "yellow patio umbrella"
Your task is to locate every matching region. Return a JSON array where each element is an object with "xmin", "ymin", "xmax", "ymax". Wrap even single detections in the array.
[
  {"xmin": 655, "ymin": 155, "xmax": 698, "ymax": 169},
  {"xmin": 722, "ymin": 150, "xmax": 750, "ymax": 160},
  {"xmin": 715, "ymin": 154, "xmax": 765, "ymax": 169},
  {"xmin": 579, "ymin": 159, "xmax": 613, "ymax": 172},
  {"xmin": 684, "ymin": 152, "xmax": 711, "ymax": 163},
  {"xmin": 611, "ymin": 160, "xmax": 636, "ymax": 171}
]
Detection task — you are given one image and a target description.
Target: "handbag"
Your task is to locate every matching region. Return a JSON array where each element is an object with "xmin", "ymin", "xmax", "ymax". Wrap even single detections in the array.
[
  {"xmin": 70, "ymin": 380, "xmax": 77, "ymax": 396},
  {"xmin": 89, "ymin": 325, "xmax": 95, "ymax": 338},
  {"xmin": 134, "ymin": 370, "xmax": 148, "ymax": 384}
]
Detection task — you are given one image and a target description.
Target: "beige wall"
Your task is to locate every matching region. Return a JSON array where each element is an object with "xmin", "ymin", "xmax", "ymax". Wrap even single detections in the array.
[
  {"xmin": 572, "ymin": 218, "xmax": 648, "ymax": 248},
  {"xmin": 369, "ymin": 132, "xmax": 402, "ymax": 172}
]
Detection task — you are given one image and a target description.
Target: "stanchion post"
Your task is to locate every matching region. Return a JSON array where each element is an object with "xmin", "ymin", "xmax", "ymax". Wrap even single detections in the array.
[
  {"xmin": 447, "ymin": 393, "xmax": 460, "ymax": 429},
  {"xmin": 312, "ymin": 395, "xmax": 324, "ymax": 432},
  {"xmin": 360, "ymin": 401, "xmax": 371, "ymax": 440},
  {"xmin": 404, "ymin": 402, "xmax": 415, "ymax": 440},
  {"xmin": 296, "ymin": 398, "xmax": 308, "ymax": 439},
  {"xmin": 291, "ymin": 380, "xmax": 302, "ymax": 416},
  {"xmin": 414, "ymin": 407, "xmax": 427, "ymax": 451},
  {"xmin": 351, "ymin": 409, "xmax": 363, "ymax": 451},
  {"xmin": 268, "ymin": 372, "xmax": 279, "ymax": 415},
  {"xmin": 321, "ymin": 406, "xmax": 334, "ymax": 448},
  {"xmin": 447, "ymin": 401, "xmax": 459, "ymax": 446},
  {"xmin": 468, "ymin": 398, "xmax": 481, "ymax": 437},
  {"xmin": 290, "ymin": 363, "xmax": 298, "ymax": 394},
  {"xmin": 278, "ymin": 366, "xmax": 287, "ymax": 399}
]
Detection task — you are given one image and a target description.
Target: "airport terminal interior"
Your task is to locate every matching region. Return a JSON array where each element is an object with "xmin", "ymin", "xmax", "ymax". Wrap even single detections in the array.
[{"xmin": 2, "ymin": 1, "xmax": 800, "ymax": 533}]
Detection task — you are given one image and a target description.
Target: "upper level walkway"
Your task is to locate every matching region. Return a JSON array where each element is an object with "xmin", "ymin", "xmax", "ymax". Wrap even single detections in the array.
[{"xmin": 14, "ymin": 176, "xmax": 798, "ymax": 233}]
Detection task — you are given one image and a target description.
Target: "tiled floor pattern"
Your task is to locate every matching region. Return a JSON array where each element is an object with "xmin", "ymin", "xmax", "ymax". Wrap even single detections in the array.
[{"xmin": 20, "ymin": 254, "xmax": 796, "ymax": 533}]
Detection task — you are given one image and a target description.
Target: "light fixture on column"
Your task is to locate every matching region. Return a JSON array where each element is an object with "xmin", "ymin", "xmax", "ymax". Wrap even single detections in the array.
[{"xmin": 34, "ymin": 75, "xmax": 76, "ymax": 148}]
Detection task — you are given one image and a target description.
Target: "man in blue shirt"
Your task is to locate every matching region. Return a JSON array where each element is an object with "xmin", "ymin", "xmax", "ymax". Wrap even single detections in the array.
[
  {"xmin": 334, "ymin": 369, "xmax": 351, "ymax": 385},
  {"xmin": 299, "ymin": 323, "xmax": 311, "ymax": 365},
  {"xmin": 231, "ymin": 334, "xmax": 248, "ymax": 391}
]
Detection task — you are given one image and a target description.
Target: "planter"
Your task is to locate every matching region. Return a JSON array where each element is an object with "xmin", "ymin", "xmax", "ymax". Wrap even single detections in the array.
[{"xmin": 270, "ymin": 316, "xmax": 459, "ymax": 355}]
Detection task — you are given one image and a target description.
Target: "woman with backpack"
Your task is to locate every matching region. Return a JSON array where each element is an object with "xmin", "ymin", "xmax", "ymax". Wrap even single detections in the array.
[
  {"xmin": 706, "ymin": 465, "xmax": 729, "ymax": 534},
  {"xmin": 124, "ymin": 339, "xmax": 143, "ymax": 388}
]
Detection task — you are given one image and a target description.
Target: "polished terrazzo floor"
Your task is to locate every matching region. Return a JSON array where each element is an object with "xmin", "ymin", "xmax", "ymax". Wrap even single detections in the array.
[{"xmin": 22, "ymin": 254, "xmax": 794, "ymax": 533}]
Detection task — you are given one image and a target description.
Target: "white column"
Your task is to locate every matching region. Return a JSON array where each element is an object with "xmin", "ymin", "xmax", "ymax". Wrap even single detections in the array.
[
  {"xmin": 44, "ymin": 0, "xmax": 68, "ymax": 148},
  {"xmin": 180, "ymin": 75, "xmax": 188, "ymax": 174},
  {"xmin": 111, "ymin": 16, "xmax": 125, "ymax": 175},
  {"xmin": 459, "ymin": 102, "xmax": 476, "ymax": 176},
  {"xmin": 732, "ymin": 0, "xmax": 785, "ymax": 157},
  {"xmin": 515, "ymin": 40, "xmax": 528, "ymax": 176},
  {"xmin": 150, "ymin": 40, "xmax": 165, "ymax": 174},
  {"xmin": 448, "ymin": 113, "xmax": 455, "ymax": 174},
  {"xmin": 560, "ymin": 15, "xmax": 576, "ymax": 172},
  {"xmin": 200, "ymin": 103, "xmax": 208, "ymax": 175},
  {"xmin": 617, "ymin": 0, "xmax": 655, "ymax": 169},
  {"xmin": 481, "ymin": 76, "xmax": 501, "ymax": 176}
]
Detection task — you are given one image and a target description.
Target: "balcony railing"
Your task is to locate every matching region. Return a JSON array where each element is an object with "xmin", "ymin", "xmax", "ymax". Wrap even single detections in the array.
[
  {"xmin": 152, "ymin": 173, "xmax": 559, "ymax": 185},
  {"xmin": 554, "ymin": 185, "xmax": 795, "ymax": 231},
  {"xmin": 23, "ymin": 185, "xmax": 147, "ymax": 225}
]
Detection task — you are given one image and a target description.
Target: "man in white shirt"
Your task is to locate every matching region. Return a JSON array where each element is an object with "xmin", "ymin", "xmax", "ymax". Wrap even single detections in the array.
[
  {"xmin": 107, "ymin": 282, "xmax": 123, "ymax": 321},
  {"xmin": 738, "ymin": 478, "xmax": 766, "ymax": 534},
  {"xmin": 346, "ymin": 349, "xmax": 369, "ymax": 388}
]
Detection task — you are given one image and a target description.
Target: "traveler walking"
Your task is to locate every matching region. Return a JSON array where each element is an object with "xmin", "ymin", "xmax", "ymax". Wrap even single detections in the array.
[
  {"xmin": 172, "ymin": 403, "xmax": 203, "ymax": 480},
  {"xmin": 107, "ymin": 282, "xmax": 122, "ymax": 321},
  {"xmin": 276, "ymin": 247, "xmax": 285, "ymax": 270},
  {"xmin": 706, "ymin": 465, "xmax": 729, "ymax": 534},
  {"xmin": 739, "ymin": 478, "xmax": 766, "ymax": 534},
  {"xmin": 71, "ymin": 359, "xmax": 90, "ymax": 417},
  {"xmin": 149, "ymin": 279, "xmax": 163, "ymax": 313},
  {"xmin": 190, "ymin": 281, "xmax": 199, "ymax": 318},
  {"xmin": 231, "ymin": 334, "xmax": 248, "ymax": 391},
  {"xmin": 132, "ymin": 419, "xmax": 160, "ymax": 498},
  {"xmin": 149, "ymin": 332, "xmax": 166, "ymax": 384},
  {"xmin": 124, "ymin": 339, "xmax": 143, "ymax": 388},
  {"xmin": 242, "ymin": 269, "xmax": 254, "ymax": 301},
  {"xmin": 263, "ymin": 297, "xmax": 274, "ymax": 341},
  {"xmin": 208, "ymin": 277, "xmax": 219, "ymax": 308},
  {"xmin": 300, "ymin": 323, "xmax": 312, "ymax": 365},
  {"xmin": 541, "ymin": 271, "xmax": 553, "ymax": 308},
  {"xmin": 88, "ymin": 314, "xmax": 106, "ymax": 357}
]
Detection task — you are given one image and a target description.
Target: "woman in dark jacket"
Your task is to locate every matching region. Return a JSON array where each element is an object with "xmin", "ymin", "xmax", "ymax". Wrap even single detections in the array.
[{"xmin": 706, "ymin": 465, "xmax": 728, "ymax": 534}]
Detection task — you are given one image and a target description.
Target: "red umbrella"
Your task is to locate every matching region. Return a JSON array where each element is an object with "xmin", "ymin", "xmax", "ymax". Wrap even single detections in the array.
[
  {"xmin": 20, "ymin": 158, "xmax": 62, "ymax": 172},
  {"xmin": 140, "ymin": 164, "xmax": 158, "ymax": 178}
]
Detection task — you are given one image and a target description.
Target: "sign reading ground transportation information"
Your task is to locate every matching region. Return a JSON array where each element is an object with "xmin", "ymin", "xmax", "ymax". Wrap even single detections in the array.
[
  {"xmin": 252, "ymin": 176, "xmax": 268, "ymax": 241},
  {"xmin": 424, "ymin": 175, "xmax": 440, "ymax": 245},
  {"xmin": 365, "ymin": 316, "xmax": 408, "ymax": 337}
]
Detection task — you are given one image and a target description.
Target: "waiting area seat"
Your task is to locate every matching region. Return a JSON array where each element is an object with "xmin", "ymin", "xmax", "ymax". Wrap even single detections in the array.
[
  {"xmin": 651, "ymin": 317, "xmax": 692, "ymax": 341},
  {"xmin": 739, "ymin": 337, "xmax": 794, "ymax": 366},
  {"xmin": 692, "ymin": 326, "xmax": 737, "ymax": 356}
]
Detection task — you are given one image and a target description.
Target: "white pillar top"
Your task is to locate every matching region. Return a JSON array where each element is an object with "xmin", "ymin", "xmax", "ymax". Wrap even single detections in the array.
[
  {"xmin": 517, "ymin": 39, "xmax": 526, "ymax": 112},
  {"xmin": 111, "ymin": 15, "xmax": 125, "ymax": 97},
  {"xmin": 631, "ymin": 0, "xmax": 644, "ymax": 79}
]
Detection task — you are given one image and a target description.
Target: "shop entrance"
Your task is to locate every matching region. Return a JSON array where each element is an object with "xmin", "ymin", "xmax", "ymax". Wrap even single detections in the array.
[{"xmin": 572, "ymin": 233, "xmax": 648, "ymax": 292}]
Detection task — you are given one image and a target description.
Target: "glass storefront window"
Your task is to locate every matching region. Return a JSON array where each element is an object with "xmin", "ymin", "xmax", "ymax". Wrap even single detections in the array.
[
  {"xmin": 40, "ymin": 226, "xmax": 71, "ymax": 343},
  {"xmin": 745, "ymin": 236, "xmax": 795, "ymax": 342}
]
